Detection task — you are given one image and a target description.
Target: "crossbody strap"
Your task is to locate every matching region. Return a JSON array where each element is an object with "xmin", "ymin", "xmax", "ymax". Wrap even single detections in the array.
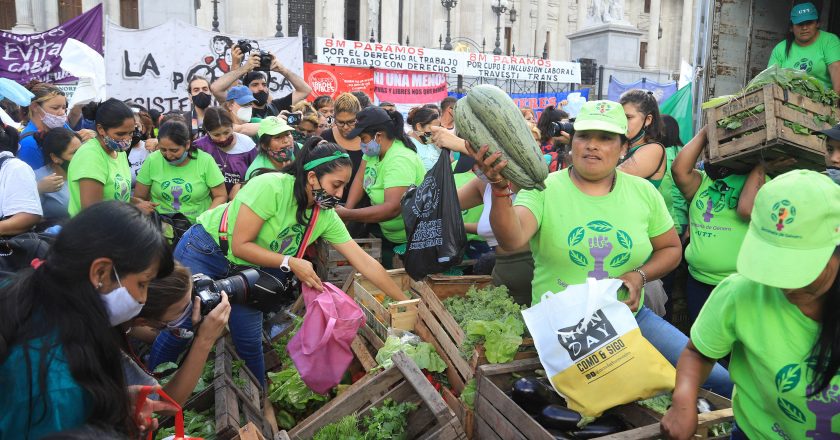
[{"xmin": 217, "ymin": 203, "xmax": 321, "ymax": 259}]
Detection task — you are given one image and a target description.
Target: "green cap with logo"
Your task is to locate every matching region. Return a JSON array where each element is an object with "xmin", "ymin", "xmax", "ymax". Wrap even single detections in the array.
[
  {"xmin": 257, "ymin": 116, "xmax": 294, "ymax": 139},
  {"xmin": 573, "ymin": 100, "xmax": 628, "ymax": 135},
  {"xmin": 791, "ymin": 2, "xmax": 818, "ymax": 25},
  {"xmin": 737, "ymin": 170, "xmax": 840, "ymax": 289}
]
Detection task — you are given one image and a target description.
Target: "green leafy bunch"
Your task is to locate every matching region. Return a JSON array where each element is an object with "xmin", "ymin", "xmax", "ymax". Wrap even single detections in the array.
[
  {"xmin": 375, "ymin": 336, "xmax": 446, "ymax": 373},
  {"xmin": 443, "ymin": 285, "xmax": 526, "ymax": 363},
  {"xmin": 311, "ymin": 399, "xmax": 419, "ymax": 440},
  {"xmin": 267, "ymin": 367, "xmax": 330, "ymax": 429},
  {"xmin": 154, "ymin": 409, "xmax": 215, "ymax": 440}
]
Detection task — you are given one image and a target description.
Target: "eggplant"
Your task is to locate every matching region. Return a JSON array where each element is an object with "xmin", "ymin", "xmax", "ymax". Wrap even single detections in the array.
[
  {"xmin": 536, "ymin": 377, "xmax": 568, "ymax": 406},
  {"xmin": 546, "ymin": 429, "xmax": 577, "ymax": 440},
  {"xmin": 538, "ymin": 404, "xmax": 582, "ymax": 430},
  {"xmin": 570, "ymin": 414, "xmax": 628, "ymax": 439},
  {"xmin": 512, "ymin": 377, "xmax": 548, "ymax": 413}
]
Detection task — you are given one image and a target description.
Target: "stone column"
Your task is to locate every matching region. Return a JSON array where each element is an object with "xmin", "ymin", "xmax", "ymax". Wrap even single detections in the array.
[
  {"xmin": 577, "ymin": 0, "xmax": 587, "ymax": 31},
  {"xmin": 380, "ymin": 0, "xmax": 399, "ymax": 43},
  {"xmin": 535, "ymin": 0, "xmax": 547, "ymax": 55},
  {"xmin": 12, "ymin": 0, "xmax": 36, "ymax": 33},
  {"xmin": 516, "ymin": 0, "xmax": 533, "ymax": 56},
  {"xmin": 679, "ymin": 0, "xmax": 694, "ymax": 64},
  {"xmin": 645, "ymin": 0, "xmax": 661, "ymax": 69},
  {"xmin": 554, "ymin": 0, "xmax": 570, "ymax": 59}
]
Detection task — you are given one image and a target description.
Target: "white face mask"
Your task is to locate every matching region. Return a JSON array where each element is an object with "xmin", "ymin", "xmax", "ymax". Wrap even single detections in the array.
[
  {"xmin": 236, "ymin": 106, "xmax": 253, "ymax": 122},
  {"xmin": 41, "ymin": 111, "xmax": 67, "ymax": 129},
  {"xmin": 99, "ymin": 267, "xmax": 144, "ymax": 326}
]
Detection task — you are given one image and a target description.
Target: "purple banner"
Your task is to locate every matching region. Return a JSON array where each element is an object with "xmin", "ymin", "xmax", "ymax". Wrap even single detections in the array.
[{"xmin": 0, "ymin": 4, "xmax": 103, "ymax": 84}]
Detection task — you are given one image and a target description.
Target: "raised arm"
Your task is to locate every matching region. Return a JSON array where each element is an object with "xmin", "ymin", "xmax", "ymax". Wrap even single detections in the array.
[
  {"xmin": 672, "ymin": 126, "xmax": 707, "ymax": 201},
  {"xmin": 210, "ymin": 47, "xmax": 260, "ymax": 103}
]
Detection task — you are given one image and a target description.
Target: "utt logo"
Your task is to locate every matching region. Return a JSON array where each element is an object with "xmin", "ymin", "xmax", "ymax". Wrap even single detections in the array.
[
  {"xmin": 596, "ymin": 102, "xmax": 610, "ymax": 114},
  {"xmin": 771, "ymin": 200, "xmax": 796, "ymax": 231},
  {"xmin": 307, "ymin": 70, "xmax": 338, "ymax": 97}
]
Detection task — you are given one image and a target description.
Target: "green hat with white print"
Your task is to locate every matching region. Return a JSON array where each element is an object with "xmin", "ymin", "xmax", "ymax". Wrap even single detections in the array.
[{"xmin": 573, "ymin": 100, "xmax": 628, "ymax": 135}]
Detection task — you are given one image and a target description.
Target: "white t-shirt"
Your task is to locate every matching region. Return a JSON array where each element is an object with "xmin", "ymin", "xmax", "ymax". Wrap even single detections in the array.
[
  {"xmin": 0, "ymin": 152, "xmax": 43, "ymax": 219},
  {"xmin": 128, "ymin": 143, "xmax": 150, "ymax": 186}
]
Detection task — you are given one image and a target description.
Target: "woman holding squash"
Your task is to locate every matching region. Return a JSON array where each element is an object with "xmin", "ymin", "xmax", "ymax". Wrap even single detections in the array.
[
  {"xmin": 471, "ymin": 100, "xmax": 733, "ymax": 397},
  {"xmin": 148, "ymin": 137, "xmax": 408, "ymax": 386},
  {"xmin": 337, "ymin": 106, "xmax": 426, "ymax": 269}
]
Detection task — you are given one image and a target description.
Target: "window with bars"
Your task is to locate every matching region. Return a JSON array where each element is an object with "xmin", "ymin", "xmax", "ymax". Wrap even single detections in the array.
[
  {"xmin": 120, "ymin": 0, "xmax": 139, "ymax": 29},
  {"xmin": 0, "ymin": 0, "xmax": 15, "ymax": 30},
  {"xmin": 644, "ymin": 0, "xmax": 651, "ymax": 13},
  {"xmin": 59, "ymin": 0, "xmax": 83, "ymax": 24},
  {"xmin": 640, "ymin": 41, "xmax": 648, "ymax": 68}
]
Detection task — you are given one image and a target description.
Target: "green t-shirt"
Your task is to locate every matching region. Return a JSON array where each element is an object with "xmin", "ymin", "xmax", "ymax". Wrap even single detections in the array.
[
  {"xmin": 196, "ymin": 172, "xmax": 352, "ymax": 266},
  {"xmin": 362, "ymin": 139, "xmax": 426, "ymax": 243},
  {"xmin": 452, "ymin": 167, "xmax": 483, "ymax": 242},
  {"xmin": 769, "ymin": 30, "xmax": 840, "ymax": 90},
  {"xmin": 658, "ymin": 146, "xmax": 689, "ymax": 234},
  {"xmin": 515, "ymin": 170, "xmax": 674, "ymax": 305},
  {"xmin": 67, "ymin": 138, "xmax": 132, "ymax": 217},
  {"xmin": 136, "ymin": 150, "xmax": 225, "ymax": 224},
  {"xmin": 246, "ymin": 153, "xmax": 278, "ymax": 181},
  {"xmin": 685, "ymin": 173, "xmax": 750, "ymax": 285},
  {"xmin": 691, "ymin": 274, "xmax": 840, "ymax": 438}
]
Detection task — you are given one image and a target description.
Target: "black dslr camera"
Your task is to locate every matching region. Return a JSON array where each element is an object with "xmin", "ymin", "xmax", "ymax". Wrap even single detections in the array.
[
  {"xmin": 237, "ymin": 39, "xmax": 272, "ymax": 72},
  {"xmin": 549, "ymin": 120, "xmax": 575, "ymax": 138},
  {"xmin": 193, "ymin": 269, "xmax": 260, "ymax": 315}
]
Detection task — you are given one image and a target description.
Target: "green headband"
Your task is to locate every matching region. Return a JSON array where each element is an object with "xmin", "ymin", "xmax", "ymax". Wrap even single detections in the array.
[{"xmin": 303, "ymin": 151, "xmax": 350, "ymax": 171}]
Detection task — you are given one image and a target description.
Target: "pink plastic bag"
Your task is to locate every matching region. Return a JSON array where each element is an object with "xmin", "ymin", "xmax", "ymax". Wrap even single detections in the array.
[{"xmin": 287, "ymin": 282, "xmax": 365, "ymax": 394}]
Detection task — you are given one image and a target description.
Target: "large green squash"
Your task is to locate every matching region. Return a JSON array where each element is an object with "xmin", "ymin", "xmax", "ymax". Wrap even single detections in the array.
[{"xmin": 454, "ymin": 85, "xmax": 548, "ymax": 190}]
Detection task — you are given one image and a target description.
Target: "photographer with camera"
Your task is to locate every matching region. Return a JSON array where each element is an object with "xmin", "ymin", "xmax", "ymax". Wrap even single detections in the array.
[
  {"xmin": 210, "ymin": 43, "xmax": 311, "ymax": 121},
  {"xmin": 147, "ymin": 137, "xmax": 408, "ymax": 387},
  {"xmin": 123, "ymin": 263, "xmax": 230, "ymax": 406}
]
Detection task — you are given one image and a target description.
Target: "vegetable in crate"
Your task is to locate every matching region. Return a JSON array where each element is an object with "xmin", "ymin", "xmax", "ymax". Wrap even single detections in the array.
[
  {"xmin": 538, "ymin": 404, "xmax": 582, "ymax": 430},
  {"xmin": 312, "ymin": 414, "xmax": 364, "ymax": 440},
  {"xmin": 460, "ymin": 378, "xmax": 477, "ymax": 410},
  {"xmin": 569, "ymin": 414, "xmax": 627, "ymax": 439},
  {"xmin": 154, "ymin": 409, "xmax": 216, "ymax": 440},
  {"xmin": 375, "ymin": 335, "xmax": 446, "ymax": 373},
  {"xmin": 453, "ymin": 84, "xmax": 549, "ymax": 190},
  {"xmin": 443, "ymin": 285, "xmax": 526, "ymax": 363},
  {"xmin": 362, "ymin": 398, "xmax": 419, "ymax": 440},
  {"xmin": 267, "ymin": 366, "xmax": 330, "ymax": 429}
]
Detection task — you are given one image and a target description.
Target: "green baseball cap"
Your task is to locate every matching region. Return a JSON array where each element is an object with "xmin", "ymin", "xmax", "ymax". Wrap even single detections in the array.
[
  {"xmin": 791, "ymin": 2, "xmax": 818, "ymax": 24},
  {"xmin": 257, "ymin": 116, "xmax": 294, "ymax": 138},
  {"xmin": 737, "ymin": 170, "xmax": 840, "ymax": 288},
  {"xmin": 573, "ymin": 100, "xmax": 628, "ymax": 135}
]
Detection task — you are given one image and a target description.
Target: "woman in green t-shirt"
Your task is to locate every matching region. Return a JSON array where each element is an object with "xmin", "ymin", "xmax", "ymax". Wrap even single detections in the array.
[
  {"xmin": 768, "ymin": 2, "xmax": 840, "ymax": 93},
  {"xmin": 67, "ymin": 99, "xmax": 158, "ymax": 216},
  {"xmin": 134, "ymin": 120, "xmax": 227, "ymax": 224},
  {"xmin": 662, "ymin": 171, "xmax": 840, "ymax": 440},
  {"xmin": 337, "ymin": 106, "xmax": 426, "ymax": 268},
  {"xmin": 471, "ymin": 100, "xmax": 732, "ymax": 398},
  {"xmin": 245, "ymin": 116, "xmax": 297, "ymax": 180},
  {"xmin": 148, "ymin": 138, "xmax": 409, "ymax": 386},
  {"xmin": 617, "ymin": 90, "xmax": 668, "ymax": 188}
]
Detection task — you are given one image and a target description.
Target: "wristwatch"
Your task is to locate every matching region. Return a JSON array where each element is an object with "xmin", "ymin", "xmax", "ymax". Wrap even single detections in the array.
[{"xmin": 280, "ymin": 255, "xmax": 291, "ymax": 273}]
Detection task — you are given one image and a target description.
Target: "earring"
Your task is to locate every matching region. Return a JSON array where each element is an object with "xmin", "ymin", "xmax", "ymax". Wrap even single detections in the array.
[{"xmin": 97, "ymin": 282, "xmax": 103, "ymax": 288}]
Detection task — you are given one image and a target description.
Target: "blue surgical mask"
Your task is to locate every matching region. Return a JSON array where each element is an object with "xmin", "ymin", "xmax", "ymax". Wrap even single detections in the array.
[
  {"xmin": 166, "ymin": 149, "xmax": 189, "ymax": 166},
  {"xmin": 104, "ymin": 135, "xmax": 131, "ymax": 152},
  {"xmin": 100, "ymin": 268, "xmax": 144, "ymax": 326},
  {"xmin": 826, "ymin": 167, "xmax": 840, "ymax": 185},
  {"xmin": 360, "ymin": 134, "xmax": 381, "ymax": 156}
]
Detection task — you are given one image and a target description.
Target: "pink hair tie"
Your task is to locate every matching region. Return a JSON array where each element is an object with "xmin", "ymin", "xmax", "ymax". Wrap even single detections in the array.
[{"xmin": 30, "ymin": 258, "xmax": 45, "ymax": 269}]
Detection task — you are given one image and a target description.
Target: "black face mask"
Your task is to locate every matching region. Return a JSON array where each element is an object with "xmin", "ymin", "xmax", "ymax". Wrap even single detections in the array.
[
  {"xmin": 253, "ymin": 91, "xmax": 269, "ymax": 106},
  {"xmin": 131, "ymin": 128, "xmax": 146, "ymax": 147},
  {"xmin": 192, "ymin": 92, "xmax": 212, "ymax": 109}
]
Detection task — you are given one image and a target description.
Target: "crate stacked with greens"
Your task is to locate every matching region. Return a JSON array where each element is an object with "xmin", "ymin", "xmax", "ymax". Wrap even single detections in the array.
[{"xmin": 311, "ymin": 399, "xmax": 419, "ymax": 440}]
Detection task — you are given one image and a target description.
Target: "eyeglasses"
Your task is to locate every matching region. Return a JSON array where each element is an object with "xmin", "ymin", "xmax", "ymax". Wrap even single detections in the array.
[{"xmin": 334, "ymin": 119, "xmax": 356, "ymax": 128}]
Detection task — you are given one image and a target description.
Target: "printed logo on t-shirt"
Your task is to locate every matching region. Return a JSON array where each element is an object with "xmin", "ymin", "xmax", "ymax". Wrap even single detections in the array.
[
  {"xmin": 566, "ymin": 220, "xmax": 634, "ymax": 281},
  {"xmin": 363, "ymin": 166, "xmax": 377, "ymax": 190},
  {"xmin": 269, "ymin": 224, "xmax": 305, "ymax": 255},
  {"xmin": 794, "ymin": 58, "xmax": 814, "ymax": 73},
  {"xmin": 694, "ymin": 180, "xmax": 738, "ymax": 223},
  {"xmin": 114, "ymin": 174, "xmax": 130, "ymax": 202},
  {"xmin": 773, "ymin": 358, "xmax": 840, "ymax": 438},
  {"xmin": 771, "ymin": 200, "xmax": 796, "ymax": 232},
  {"xmin": 161, "ymin": 178, "xmax": 194, "ymax": 211}
]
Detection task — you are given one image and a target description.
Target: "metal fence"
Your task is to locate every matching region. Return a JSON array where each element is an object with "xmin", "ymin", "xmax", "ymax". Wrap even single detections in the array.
[{"xmin": 446, "ymin": 74, "xmax": 594, "ymax": 96}]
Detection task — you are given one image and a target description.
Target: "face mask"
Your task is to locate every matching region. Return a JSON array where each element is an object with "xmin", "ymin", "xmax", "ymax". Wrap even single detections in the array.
[
  {"xmin": 627, "ymin": 114, "xmax": 649, "ymax": 145},
  {"xmin": 104, "ymin": 134, "xmax": 131, "ymax": 152},
  {"xmin": 131, "ymin": 128, "xmax": 143, "ymax": 147},
  {"xmin": 360, "ymin": 134, "xmax": 381, "ymax": 156},
  {"xmin": 253, "ymin": 91, "xmax": 269, "ymax": 106},
  {"xmin": 267, "ymin": 147, "xmax": 294, "ymax": 163},
  {"xmin": 419, "ymin": 131, "xmax": 433, "ymax": 144},
  {"xmin": 826, "ymin": 167, "xmax": 840, "ymax": 185},
  {"xmin": 41, "ymin": 110, "xmax": 67, "ymax": 129},
  {"xmin": 212, "ymin": 135, "xmax": 234, "ymax": 149},
  {"xmin": 236, "ymin": 106, "xmax": 253, "ymax": 122},
  {"xmin": 99, "ymin": 268, "xmax": 143, "ymax": 326},
  {"xmin": 312, "ymin": 186, "xmax": 341, "ymax": 210},
  {"xmin": 166, "ymin": 149, "xmax": 189, "ymax": 166},
  {"xmin": 192, "ymin": 92, "xmax": 212, "ymax": 109}
]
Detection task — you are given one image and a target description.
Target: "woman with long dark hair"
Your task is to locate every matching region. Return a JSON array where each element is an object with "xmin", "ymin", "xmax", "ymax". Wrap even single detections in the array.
[
  {"xmin": 618, "ymin": 89, "xmax": 667, "ymax": 187},
  {"xmin": 193, "ymin": 107, "xmax": 258, "ymax": 200},
  {"xmin": 407, "ymin": 106, "xmax": 443, "ymax": 171},
  {"xmin": 147, "ymin": 137, "xmax": 408, "ymax": 386},
  {"xmin": 662, "ymin": 171, "xmax": 840, "ymax": 439},
  {"xmin": 0, "ymin": 201, "xmax": 174, "ymax": 438},
  {"xmin": 35, "ymin": 128, "xmax": 82, "ymax": 224}
]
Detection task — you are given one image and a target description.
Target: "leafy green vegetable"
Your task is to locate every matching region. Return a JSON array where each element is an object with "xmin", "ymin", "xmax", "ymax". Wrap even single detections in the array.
[
  {"xmin": 272, "ymin": 315, "xmax": 303, "ymax": 370},
  {"xmin": 362, "ymin": 399, "xmax": 418, "ymax": 440},
  {"xmin": 231, "ymin": 359, "xmax": 247, "ymax": 388},
  {"xmin": 374, "ymin": 336, "xmax": 446, "ymax": 373},
  {"xmin": 154, "ymin": 409, "xmax": 215, "ymax": 440},
  {"xmin": 153, "ymin": 362, "xmax": 179, "ymax": 386},
  {"xmin": 313, "ymin": 414, "xmax": 365, "ymax": 440},
  {"xmin": 460, "ymin": 379, "xmax": 476, "ymax": 410},
  {"xmin": 443, "ymin": 285, "xmax": 526, "ymax": 363},
  {"xmin": 275, "ymin": 409, "xmax": 297, "ymax": 431},
  {"xmin": 636, "ymin": 393, "xmax": 673, "ymax": 415},
  {"xmin": 267, "ymin": 367, "xmax": 329, "ymax": 420}
]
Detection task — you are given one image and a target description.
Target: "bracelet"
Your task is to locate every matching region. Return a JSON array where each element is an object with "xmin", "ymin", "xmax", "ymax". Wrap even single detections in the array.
[
  {"xmin": 632, "ymin": 268, "xmax": 648, "ymax": 286},
  {"xmin": 492, "ymin": 183, "xmax": 514, "ymax": 198}
]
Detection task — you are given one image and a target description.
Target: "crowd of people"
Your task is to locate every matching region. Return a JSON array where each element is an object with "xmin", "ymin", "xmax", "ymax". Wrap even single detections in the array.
[{"xmin": 0, "ymin": 2, "xmax": 839, "ymax": 438}]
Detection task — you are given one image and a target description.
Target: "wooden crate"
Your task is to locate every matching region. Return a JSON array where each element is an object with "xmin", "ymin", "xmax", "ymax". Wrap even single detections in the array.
[
  {"xmin": 287, "ymin": 352, "xmax": 467, "ymax": 440},
  {"xmin": 474, "ymin": 357, "xmax": 734, "ymax": 440},
  {"xmin": 345, "ymin": 269, "xmax": 422, "ymax": 344},
  {"xmin": 315, "ymin": 237, "xmax": 382, "ymax": 284},
  {"xmin": 412, "ymin": 275, "xmax": 537, "ymax": 393},
  {"xmin": 706, "ymin": 83, "xmax": 836, "ymax": 173}
]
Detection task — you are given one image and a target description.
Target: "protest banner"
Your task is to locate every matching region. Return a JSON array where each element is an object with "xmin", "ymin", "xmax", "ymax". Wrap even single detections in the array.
[
  {"xmin": 0, "ymin": 4, "xmax": 103, "ymax": 84},
  {"xmin": 316, "ymin": 37, "xmax": 581, "ymax": 84},
  {"xmin": 105, "ymin": 19, "xmax": 303, "ymax": 113},
  {"xmin": 450, "ymin": 89, "xmax": 590, "ymax": 120},
  {"xmin": 373, "ymin": 69, "xmax": 448, "ymax": 104},
  {"xmin": 304, "ymin": 63, "xmax": 374, "ymax": 101}
]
